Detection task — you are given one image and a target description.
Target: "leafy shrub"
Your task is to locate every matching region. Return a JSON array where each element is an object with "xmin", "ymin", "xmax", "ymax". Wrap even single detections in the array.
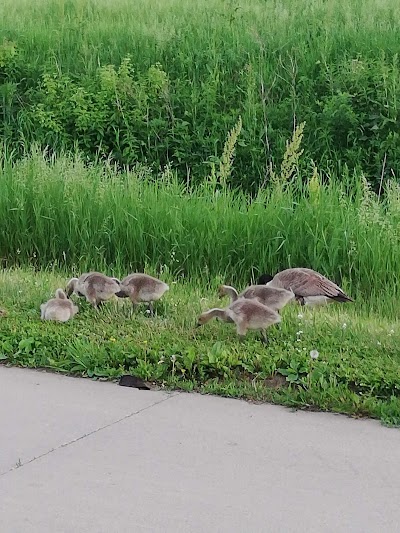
[{"xmin": 2, "ymin": 0, "xmax": 400, "ymax": 189}]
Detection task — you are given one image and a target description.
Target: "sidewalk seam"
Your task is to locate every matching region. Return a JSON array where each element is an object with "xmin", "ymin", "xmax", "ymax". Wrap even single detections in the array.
[{"xmin": 0, "ymin": 392, "xmax": 178, "ymax": 477}]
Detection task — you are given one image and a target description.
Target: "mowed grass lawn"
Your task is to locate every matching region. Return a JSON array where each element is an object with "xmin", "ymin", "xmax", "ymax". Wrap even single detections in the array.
[{"xmin": 1, "ymin": 268, "xmax": 400, "ymax": 426}]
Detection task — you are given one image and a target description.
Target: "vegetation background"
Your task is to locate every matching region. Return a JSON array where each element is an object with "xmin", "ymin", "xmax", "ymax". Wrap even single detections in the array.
[
  {"xmin": 1, "ymin": 0, "xmax": 400, "ymax": 190},
  {"xmin": 1, "ymin": 0, "xmax": 400, "ymax": 425}
]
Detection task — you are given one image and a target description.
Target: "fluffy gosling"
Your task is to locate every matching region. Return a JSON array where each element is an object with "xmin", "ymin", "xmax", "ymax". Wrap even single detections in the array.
[
  {"xmin": 218, "ymin": 284, "xmax": 294, "ymax": 312},
  {"xmin": 40, "ymin": 289, "xmax": 78, "ymax": 322},
  {"xmin": 116, "ymin": 273, "xmax": 169, "ymax": 315},
  {"xmin": 197, "ymin": 298, "xmax": 281, "ymax": 343},
  {"xmin": 66, "ymin": 272, "xmax": 121, "ymax": 308}
]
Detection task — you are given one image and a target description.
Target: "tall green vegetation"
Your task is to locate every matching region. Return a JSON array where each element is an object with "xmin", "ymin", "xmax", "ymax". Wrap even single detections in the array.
[
  {"xmin": 1, "ymin": 0, "xmax": 400, "ymax": 424},
  {"xmin": 1, "ymin": 0, "xmax": 400, "ymax": 188},
  {"xmin": 1, "ymin": 124, "xmax": 400, "ymax": 318}
]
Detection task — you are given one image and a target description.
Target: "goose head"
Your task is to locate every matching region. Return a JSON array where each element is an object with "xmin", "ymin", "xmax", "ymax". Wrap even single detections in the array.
[
  {"xmin": 258, "ymin": 273, "xmax": 274, "ymax": 285},
  {"xmin": 65, "ymin": 278, "xmax": 78, "ymax": 297}
]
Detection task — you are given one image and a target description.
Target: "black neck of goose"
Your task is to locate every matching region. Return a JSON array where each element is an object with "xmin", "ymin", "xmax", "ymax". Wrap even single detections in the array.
[{"xmin": 258, "ymin": 274, "xmax": 274, "ymax": 285}]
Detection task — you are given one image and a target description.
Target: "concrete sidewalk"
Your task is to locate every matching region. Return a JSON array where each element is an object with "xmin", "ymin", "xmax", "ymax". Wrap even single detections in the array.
[{"xmin": 0, "ymin": 367, "xmax": 399, "ymax": 533}]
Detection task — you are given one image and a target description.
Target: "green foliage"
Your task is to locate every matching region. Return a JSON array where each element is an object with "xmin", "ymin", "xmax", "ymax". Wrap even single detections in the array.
[
  {"xmin": 1, "ymin": 0, "xmax": 400, "ymax": 188},
  {"xmin": 0, "ymin": 269, "xmax": 399, "ymax": 425},
  {"xmin": 12, "ymin": 58, "xmax": 171, "ymax": 163},
  {"xmin": 1, "ymin": 149, "xmax": 400, "ymax": 319}
]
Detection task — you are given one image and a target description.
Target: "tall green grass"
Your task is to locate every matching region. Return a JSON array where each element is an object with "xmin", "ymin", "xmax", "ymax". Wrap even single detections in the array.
[
  {"xmin": 3, "ymin": 0, "xmax": 400, "ymax": 73},
  {"xmin": 1, "ymin": 145, "xmax": 400, "ymax": 317},
  {"xmin": 1, "ymin": 0, "xmax": 400, "ymax": 186}
]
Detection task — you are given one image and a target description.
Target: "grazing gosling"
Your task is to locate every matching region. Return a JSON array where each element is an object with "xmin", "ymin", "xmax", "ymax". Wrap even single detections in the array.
[
  {"xmin": 66, "ymin": 272, "xmax": 121, "ymax": 308},
  {"xmin": 116, "ymin": 273, "xmax": 169, "ymax": 315},
  {"xmin": 197, "ymin": 298, "xmax": 281, "ymax": 343},
  {"xmin": 258, "ymin": 267, "xmax": 353, "ymax": 307},
  {"xmin": 40, "ymin": 289, "xmax": 78, "ymax": 322},
  {"xmin": 218, "ymin": 284, "xmax": 294, "ymax": 312}
]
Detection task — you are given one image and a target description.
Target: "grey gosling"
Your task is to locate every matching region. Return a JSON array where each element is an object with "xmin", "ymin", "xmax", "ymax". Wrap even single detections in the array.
[
  {"xmin": 258, "ymin": 268, "xmax": 353, "ymax": 307},
  {"xmin": 116, "ymin": 273, "xmax": 169, "ymax": 315},
  {"xmin": 66, "ymin": 272, "xmax": 121, "ymax": 308},
  {"xmin": 197, "ymin": 298, "xmax": 281, "ymax": 343},
  {"xmin": 218, "ymin": 284, "xmax": 294, "ymax": 312},
  {"xmin": 40, "ymin": 289, "xmax": 78, "ymax": 322}
]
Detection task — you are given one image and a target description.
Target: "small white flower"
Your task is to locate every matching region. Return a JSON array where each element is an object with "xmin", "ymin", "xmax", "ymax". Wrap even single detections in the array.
[
  {"xmin": 342, "ymin": 323, "xmax": 347, "ymax": 329},
  {"xmin": 377, "ymin": 341, "xmax": 381, "ymax": 346},
  {"xmin": 310, "ymin": 350, "xmax": 319, "ymax": 359},
  {"xmin": 146, "ymin": 309, "xmax": 151, "ymax": 314},
  {"xmin": 388, "ymin": 329, "xmax": 394, "ymax": 336},
  {"xmin": 157, "ymin": 358, "xmax": 165, "ymax": 365},
  {"xmin": 296, "ymin": 330, "xmax": 303, "ymax": 336},
  {"xmin": 297, "ymin": 313, "xmax": 304, "ymax": 319},
  {"xmin": 170, "ymin": 354, "xmax": 176, "ymax": 363}
]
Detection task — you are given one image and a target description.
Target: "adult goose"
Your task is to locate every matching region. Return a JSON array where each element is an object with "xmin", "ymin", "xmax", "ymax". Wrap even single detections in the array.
[{"xmin": 258, "ymin": 268, "xmax": 353, "ymax": 306}]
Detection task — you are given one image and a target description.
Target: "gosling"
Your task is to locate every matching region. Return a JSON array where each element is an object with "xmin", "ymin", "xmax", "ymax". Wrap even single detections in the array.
[
  {"xmin": 197, "ymin": 298, "xmax": 281, "ymax": 343},
  {"xmin": 40, "ymin": 289, "xmax": 78, "ymax": 322},
  {"xmin": 66, "ymin": 272, "xmax": 121, "ymax": 308},
  {"xmin": 258, "ymin": 267, "xmax": 353, "ymax": 306},
  {"xmin": 218, "ymin": 284, "xmax": 294, "ymax": 312},
  {"xmin": 116, "ymin": 273, "xmax": 169, "ymax": 315}
]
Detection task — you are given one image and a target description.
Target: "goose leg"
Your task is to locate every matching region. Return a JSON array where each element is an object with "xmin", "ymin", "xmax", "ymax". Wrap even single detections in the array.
[
  {"xmin": 147, "ymin": 301, "xmax": 154, "ymax": 316},
  {"xmin": 296, "ymin": 296, "xmax": 306, "ymax": 306},
  {"xmin": 236, "ymin": 322, "xmax": 247, "ymax": 341},
  {"xmin": 86, "ymin": 287, "xmax": 99, "ymax": 309},
  {"xmin": 129, "ymin": 301, "xmax": 138, "ymax": 317},
  {"xmin": 260, "ymin": 330, "xmax": 269, "ymax": 344},
  {"xmin": 87, "ymin": 297, "xmax": 98, "ymax": 309}
]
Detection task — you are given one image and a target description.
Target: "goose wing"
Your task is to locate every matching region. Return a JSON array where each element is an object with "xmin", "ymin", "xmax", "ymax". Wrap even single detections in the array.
[{"xmin": 274, "ymin": 268, "xmax": 351, "ymax": 300}]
